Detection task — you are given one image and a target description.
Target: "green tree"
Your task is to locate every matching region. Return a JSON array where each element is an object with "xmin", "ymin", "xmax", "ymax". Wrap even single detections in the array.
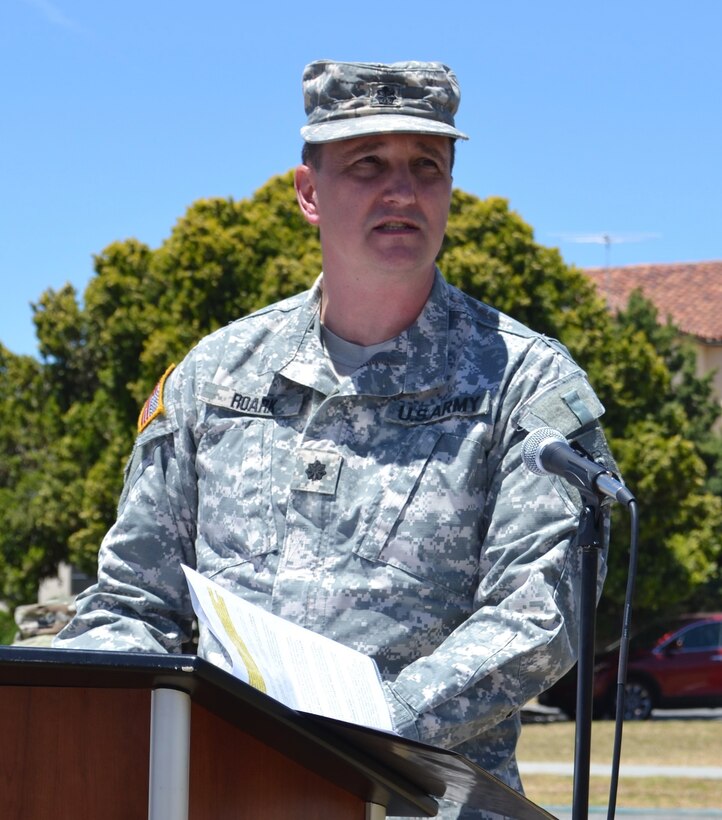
[
  {"xmin": 0, "ymin": 345, "xmax": 68, "ymax": 603},
  {"xmin": 599, "ymin": 291, "xmax": 722, "ymax": 623}
]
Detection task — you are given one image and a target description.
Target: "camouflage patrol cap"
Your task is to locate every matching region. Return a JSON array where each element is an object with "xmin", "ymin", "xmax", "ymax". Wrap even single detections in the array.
[{"xmin": 300, "ymin": 59, "xmax": 469, "ymax": 143}]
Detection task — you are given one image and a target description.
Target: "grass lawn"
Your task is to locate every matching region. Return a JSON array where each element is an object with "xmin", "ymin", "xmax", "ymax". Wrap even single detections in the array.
[{"xmin": 517, "ymin": 718, "xmax": 722, "ymax": 810}]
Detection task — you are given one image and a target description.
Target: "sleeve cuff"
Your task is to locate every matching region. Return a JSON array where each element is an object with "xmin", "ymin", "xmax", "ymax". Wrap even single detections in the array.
[{"xmin": 383, "ymin": 682, "xmax": 421, "ymax": 741}]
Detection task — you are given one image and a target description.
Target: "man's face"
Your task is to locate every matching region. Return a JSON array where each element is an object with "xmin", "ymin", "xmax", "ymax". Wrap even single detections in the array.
[{"xmin": 295, "ymin": 133, "xmax": 453, "ymax": 287}]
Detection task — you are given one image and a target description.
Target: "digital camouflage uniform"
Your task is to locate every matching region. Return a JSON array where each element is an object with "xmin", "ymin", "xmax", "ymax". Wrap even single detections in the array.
[{"xmin": 55, "ymin": 271, "xmax": 612, "ymax": 819}]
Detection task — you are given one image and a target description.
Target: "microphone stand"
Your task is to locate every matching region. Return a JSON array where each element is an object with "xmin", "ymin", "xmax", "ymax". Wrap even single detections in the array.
[{"xmin": 572, "ymin": 496, "xmax": 605, "ymax": 820}]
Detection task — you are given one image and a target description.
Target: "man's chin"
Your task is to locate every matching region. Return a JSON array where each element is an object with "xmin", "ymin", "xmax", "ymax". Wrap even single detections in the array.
[{"xmin": 371, "ymin": 255, "xmax": 437, "ymax": 281}]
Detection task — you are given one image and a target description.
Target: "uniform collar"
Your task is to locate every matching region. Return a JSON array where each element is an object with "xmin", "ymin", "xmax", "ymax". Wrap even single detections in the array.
[
  {"xmin": 274, "ymin": 277, "xmax": 338, "ymax": 395},
  {"xmin": 278, "ymin": 270, "xmax": 451, "ymax": 397}
]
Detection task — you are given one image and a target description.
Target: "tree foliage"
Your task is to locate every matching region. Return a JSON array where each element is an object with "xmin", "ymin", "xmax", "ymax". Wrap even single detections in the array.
[
  {"xmin": 1, "ymin": 172, "xmax": 720, "ymax": 639},
  {"xmin": 0, "ymin": 344, "xmax": 66, "ymax": 602}
]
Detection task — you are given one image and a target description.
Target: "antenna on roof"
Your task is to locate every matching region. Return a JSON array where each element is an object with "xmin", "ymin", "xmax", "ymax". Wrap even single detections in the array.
[
  {"xmin": 551, "ymin": 232, "xmax": 661, "ymax": 270},
  {"xmin": 550, "ymin": 232, "xmax": 661, "ymax": 306}
]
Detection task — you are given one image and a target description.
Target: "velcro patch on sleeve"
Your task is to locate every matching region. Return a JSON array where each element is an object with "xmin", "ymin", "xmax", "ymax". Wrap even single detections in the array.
[
  {"xmin": 137, "ymin": 364, "xmax": 176, "ymax": 434},
  {"xmin": 514, "ymin": 372, "xmax": 605, "ymax": 436}
]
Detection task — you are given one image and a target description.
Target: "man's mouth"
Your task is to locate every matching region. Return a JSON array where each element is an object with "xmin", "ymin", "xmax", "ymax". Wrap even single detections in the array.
[{"xmin": 375, "ymin": 220, "xmax": 418, "ymax": 232}]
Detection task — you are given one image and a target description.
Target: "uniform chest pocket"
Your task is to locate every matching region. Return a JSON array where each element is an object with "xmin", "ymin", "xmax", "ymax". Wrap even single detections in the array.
[
  {"xmin": 352, "ymin": 428, "xmax": 485, "ymax": 596},
  {"xmin": 196, "ymin": 418, "xmax": 275, "ymax": 561}
]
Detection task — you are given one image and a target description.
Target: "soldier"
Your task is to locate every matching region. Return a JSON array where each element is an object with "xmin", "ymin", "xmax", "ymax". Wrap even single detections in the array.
[{"xmin": 55, "ymin": 60, "xmax": 615, "ymax": 819}]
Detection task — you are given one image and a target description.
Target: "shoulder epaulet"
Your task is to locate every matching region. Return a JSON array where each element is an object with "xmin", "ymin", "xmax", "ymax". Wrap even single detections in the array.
[{"xmin": 137, "ymin": 364, "xmax": 176, "ymax": 433}]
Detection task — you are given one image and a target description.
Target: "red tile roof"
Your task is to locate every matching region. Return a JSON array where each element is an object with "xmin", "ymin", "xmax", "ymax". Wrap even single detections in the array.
[{"xmin": 585, "ymin": 261, "xmax": 722, "ymax": 343}]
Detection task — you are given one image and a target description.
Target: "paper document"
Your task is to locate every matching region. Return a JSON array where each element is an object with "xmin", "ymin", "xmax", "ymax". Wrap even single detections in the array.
[{"xmin": 182, "ymin": 565, "xmax": 394, "ymax": 732}]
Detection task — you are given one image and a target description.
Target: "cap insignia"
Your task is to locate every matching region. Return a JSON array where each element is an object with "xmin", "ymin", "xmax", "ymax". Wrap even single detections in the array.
[{"xmin": 370, "ymin": 83, "xmax": 401, "ymax": 107}]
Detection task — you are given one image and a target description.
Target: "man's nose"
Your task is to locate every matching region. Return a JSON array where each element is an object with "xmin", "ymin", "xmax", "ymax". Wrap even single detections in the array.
[{"xmin": 382, "ymin": 164, "xmax": 416, "ymax": 205}]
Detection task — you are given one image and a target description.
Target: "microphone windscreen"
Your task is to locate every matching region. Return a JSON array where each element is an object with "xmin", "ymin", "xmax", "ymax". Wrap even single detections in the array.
[{"xmin": 521, "ymin": 427, "xmax": 565, "ymax": 476}]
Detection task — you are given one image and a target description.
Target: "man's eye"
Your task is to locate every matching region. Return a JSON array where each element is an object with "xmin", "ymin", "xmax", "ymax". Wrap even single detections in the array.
[{"xmin": 350, "ymin": 156, "xmax": 382, "ymax": 174}]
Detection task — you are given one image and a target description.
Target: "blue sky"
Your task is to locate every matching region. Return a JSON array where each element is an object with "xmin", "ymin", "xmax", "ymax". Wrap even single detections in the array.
[{"xmin": 2, "ymin": 0, "xmax": 721, "ymax": 357}]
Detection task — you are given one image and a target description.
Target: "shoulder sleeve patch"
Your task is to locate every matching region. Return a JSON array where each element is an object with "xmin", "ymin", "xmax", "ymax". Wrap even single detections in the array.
[
  {"xmin": 137, "ymin": 364, "xmax": 176, "ymax": 434},
  {"xmin": 514, "ymin": 372, "xmax": 605, "ymax": 436}
]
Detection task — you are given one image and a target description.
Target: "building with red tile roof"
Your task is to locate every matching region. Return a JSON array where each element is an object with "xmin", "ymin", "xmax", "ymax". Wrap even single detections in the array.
[{"xmin": 585, "ymin": 260, "xmax": 722, "ymax": 422}]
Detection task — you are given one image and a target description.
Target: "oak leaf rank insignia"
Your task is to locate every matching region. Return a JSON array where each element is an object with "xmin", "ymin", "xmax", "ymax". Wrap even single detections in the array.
[{"xmin": 305, "ymin": 460, "xmax": 327, "ymax": 481}]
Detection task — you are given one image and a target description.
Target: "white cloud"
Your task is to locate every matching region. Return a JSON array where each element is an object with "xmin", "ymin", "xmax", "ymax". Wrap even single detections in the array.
[{"xmin": 22, "ymin": 0, "xmax": 86, "ymax": 33}]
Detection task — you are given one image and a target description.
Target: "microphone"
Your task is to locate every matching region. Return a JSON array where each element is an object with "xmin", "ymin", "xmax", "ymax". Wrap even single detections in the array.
[{"xmin": 522, "ymin": 427, "xmax": 635, "ymax": 505}]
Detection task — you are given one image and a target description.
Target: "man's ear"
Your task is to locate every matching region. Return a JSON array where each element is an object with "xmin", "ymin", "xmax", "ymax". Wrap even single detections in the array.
[{"xmin": 294, "ymin": 164, "xmax": 320, "ymax": 226}]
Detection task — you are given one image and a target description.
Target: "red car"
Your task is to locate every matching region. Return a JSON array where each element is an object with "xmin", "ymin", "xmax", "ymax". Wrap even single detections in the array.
[{"xmin": 538, "ymin": 613, "xmax": 722, "ymax": 720}]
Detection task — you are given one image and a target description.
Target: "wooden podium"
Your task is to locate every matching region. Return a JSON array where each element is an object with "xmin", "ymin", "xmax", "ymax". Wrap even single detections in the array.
[{"xmin": 0, "ymin": 646, "xmax": 555, "ymax": 820}]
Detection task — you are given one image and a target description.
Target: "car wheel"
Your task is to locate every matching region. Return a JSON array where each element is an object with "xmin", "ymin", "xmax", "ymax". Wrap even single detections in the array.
[{"xmin": 622, "ymin": 679, "xmax": 655, "ymax": 720}]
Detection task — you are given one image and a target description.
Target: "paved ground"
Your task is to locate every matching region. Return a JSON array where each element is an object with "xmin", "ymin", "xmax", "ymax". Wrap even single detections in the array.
[
  {"xmin": 549, "ymin": 810, "xmax": 722, "ymax": 819},
  {"xmin": 521, "ymin": 704, "xmax": 722, "ymax": 725},
  {"xmin": 520, "ymin": 762, "xmax": 722, "ymax": 779}
]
